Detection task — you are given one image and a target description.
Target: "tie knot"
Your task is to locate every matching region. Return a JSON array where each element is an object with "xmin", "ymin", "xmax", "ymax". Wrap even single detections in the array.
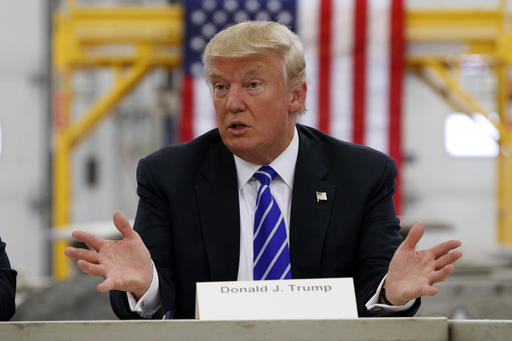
[{"xmin": 253, "ymin": 165, "xmax": 277, "ymax": 186}]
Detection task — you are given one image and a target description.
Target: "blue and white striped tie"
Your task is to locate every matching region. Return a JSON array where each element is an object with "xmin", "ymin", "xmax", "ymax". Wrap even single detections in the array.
[{"xmin": 253, "ymin": 166, "xmax": 292, "ymax": 280}]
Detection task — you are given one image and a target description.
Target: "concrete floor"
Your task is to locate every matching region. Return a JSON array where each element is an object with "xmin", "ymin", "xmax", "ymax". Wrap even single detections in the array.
[{"xmin": 418, "ymin": 262, "xmax": 512, "ymax": 320}]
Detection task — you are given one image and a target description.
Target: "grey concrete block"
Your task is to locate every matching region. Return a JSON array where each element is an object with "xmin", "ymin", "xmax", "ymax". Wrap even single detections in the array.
[
  {"xmin": 0, "ymin": 318, "xmax": 448, "ymax": 341},
  {"xmin": 450, "ymin": 320, "xmax": 512, "ymax": 341}
]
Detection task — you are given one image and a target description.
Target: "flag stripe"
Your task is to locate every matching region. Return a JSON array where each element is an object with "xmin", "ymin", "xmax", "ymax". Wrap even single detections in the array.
[
  {"xmin": 180, "ymin": 76, "xmax": 194, "ymax": 142},
  {"xmin": 331, "ymin": 0, "xmax": 353, "ymax": 141},
  {"xmin": 389, "ymin": 0, "xmax": 405, "ymax": 213},
  {"xmin": 297, "ymin": 0, "xmax": 319, "ymax": 129},
  {"xmin": 353, "ymin": 0, "xmax": 367, "ymax": 145},
  {"xmin": 318, "ymin": 0, "xmax": 333, "ymax": 134},
  {"xmin": 365, "ymin": 0, "xmax": 390, "ymax": 152},
  {"xmin": 193, "ymin": 78, "xmax": 216, "ymax": 137}
]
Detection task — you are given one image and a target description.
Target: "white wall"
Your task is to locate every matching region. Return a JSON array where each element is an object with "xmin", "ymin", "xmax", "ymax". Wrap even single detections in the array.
[
  {"xmin": 0, "ymin": 1, "xmax": 48, "ymax": 280},
  {"xmin": 402, "ymin": 74, "xmax": 497, "ymax": 255},
  {"xmin": 71, "ymin": 70, "xmax": 167, "ymax": 225}
]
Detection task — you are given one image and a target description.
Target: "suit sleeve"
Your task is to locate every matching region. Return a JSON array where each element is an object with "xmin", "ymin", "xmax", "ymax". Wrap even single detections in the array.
[
  {"xmin": 110, "ymin": 158, "xmax": 176, "ymax": 319},
  {"xmin": 354, "ymin": 157, "xmax": 420, "ymax": 317},
  {"xmin": 0, "ymin": 238, "xmax": 17, "ymax": 321}
]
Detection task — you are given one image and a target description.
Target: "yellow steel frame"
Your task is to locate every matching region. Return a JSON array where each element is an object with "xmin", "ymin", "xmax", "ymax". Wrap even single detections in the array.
[
  {"xmin": 406, "ymin": 3, "xmax": 512, "ymax": 245},
  {"xmin": 52, "ymin": 0, "xmax": 182, "ymax": 279},
  {"xmin": 53, "ymin": 1, "xmax": 512, "ymax": 279}
]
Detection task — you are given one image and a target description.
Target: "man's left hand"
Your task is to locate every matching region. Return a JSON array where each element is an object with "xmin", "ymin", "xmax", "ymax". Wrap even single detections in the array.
[{"xmin": 383, "ymin": 221, "xmax": 462, "ymax": 306}]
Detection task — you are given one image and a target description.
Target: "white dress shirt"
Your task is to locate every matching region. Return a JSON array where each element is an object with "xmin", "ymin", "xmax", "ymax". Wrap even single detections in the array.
[
  {"xmin": 234, "ymin": 126, "xmax": 298, "ymax": 281},
  {"xmin": 128, "ymin": 127, "xmax": 414, "ymax": 316}
]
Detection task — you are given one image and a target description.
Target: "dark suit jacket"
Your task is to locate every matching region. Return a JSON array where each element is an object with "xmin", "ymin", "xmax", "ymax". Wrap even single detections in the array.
[
  {"xmin": 110, "ymin": 124, "xmax": 419, "ymax": 319},
  {"xmin": 0, "ymin": 237, "xmax": 16, "ymax": 321}
]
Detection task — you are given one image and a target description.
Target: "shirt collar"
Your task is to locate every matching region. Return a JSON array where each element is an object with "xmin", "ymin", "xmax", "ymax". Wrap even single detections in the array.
[{"xmin": 234, "ymin": 126, "xmax": 299, "ymax": 190}]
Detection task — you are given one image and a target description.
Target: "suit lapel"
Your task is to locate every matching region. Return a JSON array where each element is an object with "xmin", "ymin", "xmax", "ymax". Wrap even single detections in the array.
[
  {"xmin": 290, "ymin": 127, "xmax": 335, "ymax": 278},
  {"xmin": 195, "ymin": 142, "xmax": 240, "ymax": 281}
]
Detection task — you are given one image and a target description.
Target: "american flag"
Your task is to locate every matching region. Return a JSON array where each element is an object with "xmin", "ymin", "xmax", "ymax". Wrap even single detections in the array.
[{"xmin": 180, "ymin": 0, "xmax": 404, "ymax": 212}]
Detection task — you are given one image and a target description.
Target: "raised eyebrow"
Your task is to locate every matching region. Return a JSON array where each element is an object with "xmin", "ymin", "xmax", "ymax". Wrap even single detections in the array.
[
  {"xmin": 208, "ymin": 72, "xmax": 227, "ymax": 84},
  {"xmin": 208, "ymin": 67, "xmax": 265, "ymax": 84},
  {"xmin": 244, "ymin": 66, "xmax": 265, "ymax": 78}
]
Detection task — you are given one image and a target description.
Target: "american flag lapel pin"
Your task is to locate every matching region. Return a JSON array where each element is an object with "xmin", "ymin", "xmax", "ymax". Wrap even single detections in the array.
[{"xmin": 316, "ymin": 191, "xmax": 327, "ymax": 202}]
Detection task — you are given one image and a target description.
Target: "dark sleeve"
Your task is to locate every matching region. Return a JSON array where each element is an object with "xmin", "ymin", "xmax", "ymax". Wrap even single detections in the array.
[
  {"xmin": 0, "ymin": 238, "xmax": 17, "ymax": 321},
  {"xmin": 110, "ymin": 158, "xmax": 176, "ymax": 319},
  {"xmin": 354, "ymin": 157, "xmax": 420, "ymax": 317}
]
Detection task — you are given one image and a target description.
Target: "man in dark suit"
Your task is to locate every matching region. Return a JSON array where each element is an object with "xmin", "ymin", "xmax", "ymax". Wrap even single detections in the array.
[
  {"xmin": 65, "ymin": 21, "xmax": 462, "ymax": 319},
  {"xmin": 0, "ymin": 236, "xmax": 16, "ymax": 320}
]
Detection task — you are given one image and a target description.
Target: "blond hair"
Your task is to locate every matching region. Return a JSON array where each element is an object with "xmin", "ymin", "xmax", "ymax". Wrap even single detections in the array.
[{"xmin": 203, "ymin": 21, "xmax": 307, "ymax": 114}]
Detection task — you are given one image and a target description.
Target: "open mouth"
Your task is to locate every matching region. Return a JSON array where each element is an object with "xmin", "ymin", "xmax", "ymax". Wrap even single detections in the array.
[{"xmin": 230, "ymin": 123, "xmax": 247, "ymax": 129}]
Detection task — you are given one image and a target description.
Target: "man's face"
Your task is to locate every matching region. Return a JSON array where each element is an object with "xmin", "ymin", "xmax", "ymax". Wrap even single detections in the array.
[{"xmin": 208, "ymin": 54, "xmax": 305, "ymax": 165}]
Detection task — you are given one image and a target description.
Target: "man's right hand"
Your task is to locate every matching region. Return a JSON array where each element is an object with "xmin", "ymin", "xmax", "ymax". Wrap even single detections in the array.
[{"xmin": 64, "ymin": 211, "xmax": 153, "ymax": 299}]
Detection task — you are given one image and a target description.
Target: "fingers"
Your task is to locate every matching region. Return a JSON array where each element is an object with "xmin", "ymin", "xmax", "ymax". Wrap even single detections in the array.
[
  {"xmin": 71, "ymin": 230, "xmax": 104, "ymax": 251},
  {"xmin": 97, "ymin": 278, "xmax": 115, "ymax": 292},
  {"xmin": 113, "ymin": 211, "xmax": 136, "ymax": 239},
  {"xmin": 422, "ymin": 284, "xmax": 438, "ymax": 297},
  {"xmin": 76, "ymin": 259, "xmax": 105, "ymax": 278},
  {"xmin": 64, "ymin": 247, "xmax": 99, "ymax": 264},
  {"xmin": 431, "ymin": 239, "xmax": 462, "ymax": 259},
  {"xmin": 435, "ymin": 250, "xmax": 463, "ymax": 270},
  {"xmin": 430, "ymin": 264, "xmax": 455, "ymax": 284},
  {"xmin": 402, "ymin": 221, "xmax": 425, "ymax": 250},
  {"xmin": 77, "ymin": 261, "xmax": 117, "ymax": 293}
]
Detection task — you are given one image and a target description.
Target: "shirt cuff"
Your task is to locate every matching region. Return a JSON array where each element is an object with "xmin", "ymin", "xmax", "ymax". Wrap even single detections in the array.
[
  {"xmin": 365, "ymin": 275, "xmax": 416, "ymax": 315},
  {"xmin": 126, "ymin": 262, "xmax": 162, "ymax": 318}
]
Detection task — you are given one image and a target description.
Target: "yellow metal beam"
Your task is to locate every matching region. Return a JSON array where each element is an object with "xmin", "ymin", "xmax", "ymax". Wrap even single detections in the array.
[
  {"xmin": 53, "ymin": 132, "xmax": 72, "ymax": 280},
  {"xmin": 406, "ymin": 9, "xmax": 500, "ymax": 54},
  {"xmin": 494, "ymin": 61, "xmax": 512, "ymax": 245},
  {"xmin": 493, "ymin": 1, "xmax": 508, "ymax": 243},
  {"xmin": 67, "ymin": 63, "xmax": 151, "ymax": 148},
  {"xmin": 54, "ymin": 4, "xmax": 182, "ymax": 69},
  {"xmin": 52, "ymin": 63, "xmax": 73, "ymax": 280},
  {"xmin": 406, "ymin": 9, "xmax": 506, "ymax": 57},
  {"xmin": 502, "ymin": 135, "xmax": 512, "ymax": 245},
  {"xmin": 414, "ymin": 59, "xmax": 502, "ymax": 133},
  {"xmin": 407, "ymin": 10, "xmax": 501, "ymax": 38}
]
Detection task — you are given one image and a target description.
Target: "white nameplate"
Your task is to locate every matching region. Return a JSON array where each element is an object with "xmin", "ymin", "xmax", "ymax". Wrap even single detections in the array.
[{"xmin": 196, "ymin": 278, "xmax": 357, "ymax": 320}]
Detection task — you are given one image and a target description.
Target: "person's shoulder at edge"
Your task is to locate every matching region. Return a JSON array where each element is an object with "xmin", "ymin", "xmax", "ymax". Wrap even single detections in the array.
[
  {"xmin": 135, "ymin": 128, "xmax": 227, "ymax": 181},
  {"xmin": 296, "ymin": 124, "xmax": 395, "ymax": 168},
  {"xmin": 138, "ymin": 124, "xmax": 394, "ymax": 176},
  {"xmin": 142, "ymin": 128, "xmax": 223, "ymax": 163},
  {"xmin": 0, "ymin": 237, "xmax": 17, "ymax": 321}
]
